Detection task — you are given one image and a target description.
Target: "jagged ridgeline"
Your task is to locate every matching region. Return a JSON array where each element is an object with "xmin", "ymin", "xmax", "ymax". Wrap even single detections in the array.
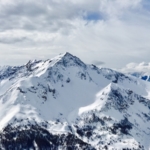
[{"xmin": 0, "ymin": 52, "xmax": 149, "ymax": 149}]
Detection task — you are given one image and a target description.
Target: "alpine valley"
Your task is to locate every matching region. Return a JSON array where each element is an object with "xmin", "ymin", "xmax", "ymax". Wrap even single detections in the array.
[{"xmin": 0, "ymin": 52, "xmax": 150, "ymax": 150}]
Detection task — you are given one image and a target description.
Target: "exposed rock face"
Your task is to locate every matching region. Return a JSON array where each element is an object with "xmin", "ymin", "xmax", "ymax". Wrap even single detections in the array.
[{"xmin": 0, "ymin": 125, "xmax": 95, "ymax": 150}]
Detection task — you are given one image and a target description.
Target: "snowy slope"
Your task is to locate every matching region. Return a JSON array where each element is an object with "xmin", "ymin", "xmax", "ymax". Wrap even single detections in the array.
[{"xmin": 0, "ymin": 52, "xmax": 150, "ymax": 150}]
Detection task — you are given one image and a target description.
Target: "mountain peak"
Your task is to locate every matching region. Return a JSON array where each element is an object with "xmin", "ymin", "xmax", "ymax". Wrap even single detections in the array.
[
  {"xmin": 53, "ymin": 52, "xmax": 86, "ymax": 68},
  {"xmin": 61, "ymin": 52, "xmax": 73, "ymax": 57},
  {"xmin": 57, "ymin": 52, "xmax": 76, "ymax": 61}
]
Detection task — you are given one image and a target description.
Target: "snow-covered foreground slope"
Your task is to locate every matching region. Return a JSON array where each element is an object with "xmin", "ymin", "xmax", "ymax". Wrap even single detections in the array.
[{"xmin": 0, "ymin": 52, "xmax": 150, "ymax": 150}]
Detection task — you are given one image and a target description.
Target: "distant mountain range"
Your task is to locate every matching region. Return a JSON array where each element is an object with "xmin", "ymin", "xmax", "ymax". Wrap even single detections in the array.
[
  {"xmin": 0, "ymin": 52, "xmax": 149, "ymax": 150},
  {"xmin": 128, "ymin": 72, "xmax": 150, "ymax": 82}
]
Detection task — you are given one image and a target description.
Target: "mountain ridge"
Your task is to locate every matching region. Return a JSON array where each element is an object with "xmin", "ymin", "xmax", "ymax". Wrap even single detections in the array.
[{"xmin": 0, "ymin": 52, "xmax": 150, "ymax": 149}]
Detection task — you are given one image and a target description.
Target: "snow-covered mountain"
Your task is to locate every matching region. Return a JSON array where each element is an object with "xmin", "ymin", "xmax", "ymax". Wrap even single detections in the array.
[
  {"xmin": 128, "ymin": 72, "xmax": 150, "ymax": 82},
  {"xmin": 0, "ymin": 52, "xmax": 150, "ymax": 150}
]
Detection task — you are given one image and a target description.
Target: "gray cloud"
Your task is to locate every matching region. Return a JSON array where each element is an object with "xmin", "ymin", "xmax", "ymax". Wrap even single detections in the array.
[
  {"xmin": 0, "ymin": 37, "xmax": 28, "ymax": 44},
  {"xmin": 0, "ymin": 0, "xmax": 101, "ymax": 32},
  {"xmin": 2, "ymin": 2, "xmax": 46, "ymax": 17},
  {"xmin": 92, "ymin": 60, "xmax": 105, "ymax": 66},
  {"xmin": 0, "ymin": 0, "xmax": 150, "ymax": 68}
]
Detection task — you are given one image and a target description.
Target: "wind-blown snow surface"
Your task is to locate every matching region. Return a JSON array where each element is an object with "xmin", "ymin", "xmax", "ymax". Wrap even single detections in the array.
[{"xmin": 0, "ymin": 52, "xmax": 150, "ymax": 149}]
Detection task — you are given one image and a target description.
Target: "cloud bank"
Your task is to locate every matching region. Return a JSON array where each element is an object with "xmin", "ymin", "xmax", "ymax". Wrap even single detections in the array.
[
  {"xmin": 120, "ymin": 62, "xmax": 150, "ymax": 74},
  {"xmin": 0, "ymin": 0, "xmax": 150, "ymax": 68}
]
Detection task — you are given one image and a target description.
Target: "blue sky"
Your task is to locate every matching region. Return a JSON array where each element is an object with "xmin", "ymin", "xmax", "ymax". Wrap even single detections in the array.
[{"xmin": 0, "ymin": 0, "xmax": 150, "ymax": 70}]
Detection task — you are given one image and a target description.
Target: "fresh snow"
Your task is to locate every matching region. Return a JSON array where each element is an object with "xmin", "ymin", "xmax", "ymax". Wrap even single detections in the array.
[{"xmin": 0, "ymin": 52, "xmax": 150, "ymax": 149}]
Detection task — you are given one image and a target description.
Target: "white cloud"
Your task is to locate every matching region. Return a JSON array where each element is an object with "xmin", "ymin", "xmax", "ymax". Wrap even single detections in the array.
[
  {"xmin": 99, "ymin": 0, "xmax": 142, "ymax": 18},
  {"xmin": 120, "ymin": 62, "xmax": 150, "ymax": 74},
  {"xmin": 0, "ymin": 0, "xmax": 150, "ymax": 68}
]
